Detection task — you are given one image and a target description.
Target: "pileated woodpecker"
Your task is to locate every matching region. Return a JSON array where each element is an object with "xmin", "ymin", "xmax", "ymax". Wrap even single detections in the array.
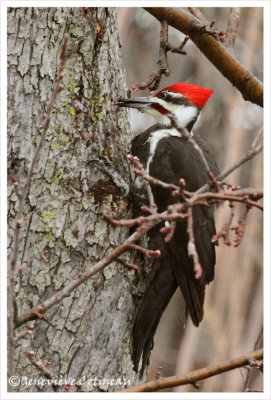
[{"xmin": 117, "ymin": 83, "xmax": 219, "ymax": 374}]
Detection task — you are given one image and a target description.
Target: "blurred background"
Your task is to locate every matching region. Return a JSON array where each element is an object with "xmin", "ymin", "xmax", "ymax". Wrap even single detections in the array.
[{"xmin": 118, "ymin": 7, "xmax": 263, "ymax": 392}]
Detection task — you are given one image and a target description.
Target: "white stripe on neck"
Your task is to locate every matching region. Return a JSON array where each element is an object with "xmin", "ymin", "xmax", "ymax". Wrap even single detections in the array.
[{"xmin": 146, "ymin": 128, "xmax": 182, "ymax": 174}]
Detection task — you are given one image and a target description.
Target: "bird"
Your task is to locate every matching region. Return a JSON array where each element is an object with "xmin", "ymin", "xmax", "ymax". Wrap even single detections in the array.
[{"xmin": 117, "ymin": 83, "xmax": 219, "ymax": 375}]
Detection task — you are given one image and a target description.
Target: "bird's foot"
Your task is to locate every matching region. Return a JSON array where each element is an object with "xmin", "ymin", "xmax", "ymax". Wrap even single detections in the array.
[{"xmin": 88, "ymin": 157, "xmax": 130, "ymax": 197}]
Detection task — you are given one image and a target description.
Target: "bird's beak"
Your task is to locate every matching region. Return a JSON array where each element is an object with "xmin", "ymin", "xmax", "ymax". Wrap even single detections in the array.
[{"xmin": 116, "ymin": 97, "xmax": 155, "ymax": 110}]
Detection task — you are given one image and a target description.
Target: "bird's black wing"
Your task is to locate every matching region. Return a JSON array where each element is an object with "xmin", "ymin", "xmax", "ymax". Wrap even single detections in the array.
[{"xmin": 149, "ymin": 135, "xmax": 218, "ymax": 323}]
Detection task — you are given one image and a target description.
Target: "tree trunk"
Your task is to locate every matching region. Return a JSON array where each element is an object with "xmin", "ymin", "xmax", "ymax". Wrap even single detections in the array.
[{"xmin": 8, "ymin": 7, "xmax": 140, "ymax": 392}]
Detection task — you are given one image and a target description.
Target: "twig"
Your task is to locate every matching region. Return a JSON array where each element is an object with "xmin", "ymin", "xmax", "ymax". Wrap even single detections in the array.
[
  {"xmin": 26, "ymin": 351, "xmax": 54, "ymax": 380},
  {"xmin": 25, "ymin": 351, "xmax": 67, "ymax": 391},
  {"xmin": 128, "ymin": 243, "xmax": 161, "ymax": 258},
  {"xmin": 187, "ymin": 134, "xmax": 220, "ymax": 192},
  {"xmin": 103, "ymin": 214, "xmax": 146, "ymax": 228},
  {"xmin": 244, "ymin": 326, "xmax": 264, "ymax": 390},
  {"xmin": 14, "ymin": 263, "xmax": 25, "ymax": 285},
  {"xmin": 160, "ymin": 221, "xmax": 176, "ymax": 242},
  {"xmin": 187, "ymin": 208, "xmax": 202, "ymax": 279},
  {"xmin": 133, "ymin": 167, "xmax": 179, "ymax": 194},
  {"xmin": 10, "ymin": 33, "xmax": 68, "ymax": 297},
  {"xmin": 232, "ymin": 205, "xmax": 251, "ymax": 247},
  {"xmin": 251, "ymin": 125, "xmax": 263, "ymax": 148},
  {"xmin": 14, "ymin": 324, "xmax": 35, "ymax": 342},
  {"xmin": 132, "ymin": 20, "xmax": 189, "ymax": 91},
  {"xmin": 195, "ymin": 127, "xmax": 263, "ymax": 195},
  {"xmin": 200, "ymin": 22, "xmax": 225, "ymax": 41},
  {"xmin": 8, "ymin": 33, "xmax": 69, "ymax": 386},
  {"xmin": 254, "ymin": 326, "xmax": 263, "ymax": 350},
  {"xmin": 190, "ymin": 190, "xmax": 263, "ymax": 211},
  {"xmin": 247, "ymin": 357, "xmax": 263, "ymax": 369},
  {"xmin": 141, "ymin": 204, "xmax": 155, "ymax": 214},
  {"xmin": 224, "ymin": 8, "xmax": 241, "ymax": 53},
  {"xmin": 188, "ymin": 8, "xmax": 225, "ymax": 41},
  {"xmin": 116, "ymin": 258, "xmax": 139, "ymax": 271},
  {"xmin": 104, "ymin": 209, "xmax": 188, "ymax": 229},
  {"xmin": 130, "ymin": 155, "xmax": 189, "ymax": 200},
  {"xmin": 169, "ymin": 37, "xmax": 189, "ymax": 54},
  {"xmin": 188, "ymin": 7, "xmax": 209, "ymax": 26},
  {"xmin": 121, "ymin": 348, "xmax": 263, "ymax": 392},
  {"xmin": 106, "ymin": 186, "xmax": 262, "ymax": 229},
  {"xmin": 26, "ymin": 351, "xmax": 75, "ymax": 392},
  {"xmin": 212, "ymin": 203, "xmax": 235, "ymax": 245}
]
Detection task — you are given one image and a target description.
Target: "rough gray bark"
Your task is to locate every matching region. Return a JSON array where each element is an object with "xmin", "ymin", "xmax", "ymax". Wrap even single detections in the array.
[{"xmin": 8, "ymin": 7, "xmax": 141, "ymax": 392}]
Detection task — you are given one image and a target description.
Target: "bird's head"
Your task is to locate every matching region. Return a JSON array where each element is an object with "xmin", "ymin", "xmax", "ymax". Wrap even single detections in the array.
[{"xmin": 117, "ymin": 83, "xmax": 214, "ymax": 130}]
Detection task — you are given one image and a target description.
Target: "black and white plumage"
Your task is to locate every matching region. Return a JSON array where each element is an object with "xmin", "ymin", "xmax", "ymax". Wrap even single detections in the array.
[{"xmin": 118, "ymin": 83, "xmax": 219, "ymax": 374}]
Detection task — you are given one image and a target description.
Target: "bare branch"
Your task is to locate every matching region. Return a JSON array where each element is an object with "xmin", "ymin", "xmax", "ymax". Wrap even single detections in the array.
[
  {"xmin": 251, "ymin": 126, "xmax": 263, "ymax": 148},
  {"xmin": 14, "ymin": 324, "xmax": 35, "ymax": 342},
  {"xmin": 8, "ymin": 33, "xmax": 69, "ymax": 385},
  {"xmin": 224, "ymin": 8, "xmax": 241, "ymax": 53},
  {"xmin": 232, "ymin": 205, "xmax": 251, "ymax": 247},
  {"xmin": 187, "ymin": 208, "xmax": 202, "ymax": 279},
  {"xmin": 128, "ymin": 243, "xmax": 161, "ymax": 258},
  {"xmin": 212, "ymin": 203, "xmax": 235, "ymax": 245},
  {"xmin": 10, "ymin": 33, "xmax": 68, "ymax": 291},
  {"xmin": 133, "ymin": 20, "xmax": 189, "ymax": 91},
  {"xmin": 116, "ymin": 258, "xmax": 139, "ymax": 271},
  {"xmin": 196, "ymin": 127, "xmax": 263, "ymax": 195},
  {"xmin": 254, "ymin": 326, "xmax": 263, "ymax": 350},
  {"xmin": 188, "ymin": 7, "xmax": 209, "ymax": 25},
  {"xmin": 25, "ymin": 351, "xmax": 54, "ymax": 380},
  {"xmin": 187, "ymin": 133, "xmax": 220, "ymax": 192},
  {"xmin": 244, "ymin": 326, "xmax": 264, "ymax": 390},
  {"xmin": 25, "ymin": 351, "xmax": 72, "ymax": 391},
  {"xmin": 133, "ymin": 167, "xmax": 179, "ymax": 194},
  {"xmin": 190, "ymin": 190, "xmax": 263, "ymax": 211},
  {"xmin": 160, "ymin": 221, "xmax": 176, "ymax": 243},
  {"xmin": 121, "ymin": 348, "xmax": 263, "ymax": 392},
  {"xmin": 188, "ymin": 8, "xmax": 225, "ymax": 41},
  {"xmin": 144, "ymin": 7, "xmax": 263, "ymax": 106},
  {"xmin": 104, "ymin": 209, "xmax": 188, "ymax": 229}
]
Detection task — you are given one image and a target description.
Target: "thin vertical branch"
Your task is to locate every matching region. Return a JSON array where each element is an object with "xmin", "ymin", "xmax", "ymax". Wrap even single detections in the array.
[
  {"xmin": 133, "ymin": 20, "xmax": 189, "ymax": 91},
  {"xmin": 7, "ymin": 34, "xmax": 69, "ymax": 389},
  {"xmin": 244, "ymin": 326, "xmax": 263, "ymax": 391},
  {"xmin": 187, "ymin": 208, "xmax": 202, "ymax": 279},
  {"xmin": 224, "ymin": 8, "xmax": 241, "ymax": 54},
  {"xmin": 188, "ymin": 7, "xmax": 210, "ymax": 25}
]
